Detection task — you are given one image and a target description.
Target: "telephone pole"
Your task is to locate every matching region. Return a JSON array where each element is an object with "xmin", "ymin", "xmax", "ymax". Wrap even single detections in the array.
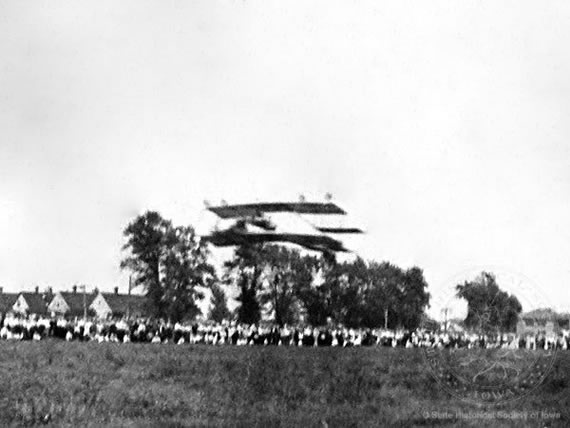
[
  {"xmin": 441, "ymin": 307, "xmax": 450, "ymax": 333},
  {"xmin": 126, "ymin": 275, "xmax": 132, "ymax": 319},
  {"xmin": 79, "ymin": 284, "xmax": 87, "ymax": 320}
]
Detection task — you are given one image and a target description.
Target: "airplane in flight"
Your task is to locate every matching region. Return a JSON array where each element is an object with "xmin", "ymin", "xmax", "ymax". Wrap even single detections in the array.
[{"xmin": 201, "ymin": 200, "xmax": 363, "ymax": 256}]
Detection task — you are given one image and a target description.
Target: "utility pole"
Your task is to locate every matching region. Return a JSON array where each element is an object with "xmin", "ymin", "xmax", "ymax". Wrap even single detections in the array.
[
  {"xmin": 441, "ymin": 307, "xmax": 450, "ymax": 333},
  {"xmin": 79, "ymin": 284, "xmax": 87, "ymax": 320},
  {"xmin": 126, "ymin": 275, "xmax": 132, "ymax": 319},
  {"xmin": 384, "ymin": 308, "xmax": 388, "ymax": 330}
]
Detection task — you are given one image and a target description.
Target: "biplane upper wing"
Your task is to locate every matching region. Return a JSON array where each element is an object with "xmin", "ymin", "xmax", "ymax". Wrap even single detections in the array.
[{"xmin": 208, "ymin": 202, "xmax": 346, "ymax": 218}]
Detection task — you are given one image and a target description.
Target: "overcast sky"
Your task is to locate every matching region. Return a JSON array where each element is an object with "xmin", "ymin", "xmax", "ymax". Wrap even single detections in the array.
[{"xmin": 1, "ymin": 1, "xmax": 569, "ymax": 316}]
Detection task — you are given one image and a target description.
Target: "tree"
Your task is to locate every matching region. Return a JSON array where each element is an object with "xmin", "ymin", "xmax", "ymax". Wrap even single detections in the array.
[
  {"xmin": 121, "ymin": 211, "xmax": 215, "ymax": 322},
  {"xmin": 159, "ymin": 225, "xmax": 214, "ymax": 322},
  {"xmin": 295, "ymin": 255, "xmax": 339, "ymax": 326},
  {"xmin": 224, "ymin": 244, "xmax": 320, "ymax": 325},
  {"xmin": 398, "ymin": 267, "xmax": 431, "ymax": 330},
  {"xmin": 360, "ymin": 261, "xmax": 393, "ymax": 328},
  {"xmin": 222, "ymin": 241, "xmax": 432, "ymax": 329},
  {"xmin": 121, "ymin": 211, "xmax": 170, "ymax": 316},
  {"xmin": 329, "ymin": 257, "xmax": 370, "ymax": 328},
  {"xmin": 210, "ymin": 283, "xmax": 230, "ymax": 323},
  {"xmin": 342, "ymin": 261, "xmax": 430, "ymax": 330},
  {"xmin": 258, "ymin": 245, "xmax": 315, "ymax": 326},
  {"xmin": 223, "ymin": 244, "xmax": 265, "ymax": 324},
  {"xmin": 456, "ymin": 272, "xmax": 522, "ymax": 333},
  {"xmin": 294, "ymin": 257, "xmax": 431, "ymax": 329}
]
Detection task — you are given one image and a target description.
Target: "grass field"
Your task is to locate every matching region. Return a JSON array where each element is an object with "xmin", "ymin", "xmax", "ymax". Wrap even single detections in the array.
[{"xmin": 0, "ymin": 342, "xmax": 568, "ymax": 427}]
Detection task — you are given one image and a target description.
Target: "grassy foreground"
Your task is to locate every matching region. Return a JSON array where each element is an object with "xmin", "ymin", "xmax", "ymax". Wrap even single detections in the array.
[{"xmin": 0, "ymin": 342, "xmax": 568, "ymax": 427}]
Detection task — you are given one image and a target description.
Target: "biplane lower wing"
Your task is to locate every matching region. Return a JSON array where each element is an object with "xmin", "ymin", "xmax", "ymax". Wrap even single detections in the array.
[
  {"xmin": 204, "ymin": 230, "xmax": 349, "ymax": 252},
  {"xmin": 315, "ymin": 227, "xmax": 363, "ymax": 234}
]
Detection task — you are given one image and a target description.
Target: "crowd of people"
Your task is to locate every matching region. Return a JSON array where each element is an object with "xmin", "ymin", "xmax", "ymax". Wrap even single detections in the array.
[{"xmin": 1, "ymin": 314, "xmax": 568, "ymax": 350}]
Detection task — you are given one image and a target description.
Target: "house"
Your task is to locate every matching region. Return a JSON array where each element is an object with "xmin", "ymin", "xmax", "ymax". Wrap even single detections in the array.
[
  {"xmin": 47, "ymin": 287, "xmax": 97, "ymax": 317},
  {"xmin": 0, "ymin": 289, "xmax": 18, "ymax": 316},
  {"xmin": 89, "ymin": 288, "xmax": 148, "ymax": 319},
  {"xmin": 516, "ymin": 317, "xmax": 552, "ymax": 336},
  {"xmin": 12, "ymin": 288, "xmax": 49, "ymax": 316},
  {"xmin": 516, "ymin": 308, "xmax": 570, "ymax": 336}
]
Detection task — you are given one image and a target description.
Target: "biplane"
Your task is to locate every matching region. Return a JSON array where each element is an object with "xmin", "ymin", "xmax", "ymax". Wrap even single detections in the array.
[{"xmin": 202, "ymin": 201, "xmax": 363, "ymax": 255}]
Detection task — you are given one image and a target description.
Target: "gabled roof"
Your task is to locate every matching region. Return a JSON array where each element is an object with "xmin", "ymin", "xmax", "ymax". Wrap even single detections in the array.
[
  {"xmin": 522, "ymin": 308, "xmax": 557, "ymax": 320},
  {"xmin": 18, "ymin": 292, "xmax": 49, "ymax": 315},
  {"xmin": 58, "ymin": 292, "xmax": 98, "ymax": 316},
  {"xmin": 99, "ymin": 293, "xmax": 148, "ymax": 315},
  {"xmin": 0, "ymin": 293, "xmax": 18, "ymax": 313}
]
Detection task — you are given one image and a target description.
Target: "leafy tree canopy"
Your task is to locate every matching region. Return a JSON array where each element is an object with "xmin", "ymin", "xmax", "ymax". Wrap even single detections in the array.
[
  {"xmin": 209, "ymin": 283, "xmax": 231, "ymax": 323},
  {"xmin": 456, "ymin": 272, "xmax": 522, "ymax": 333},
  {"xmin": 121, "ymin": 211, "xmax": 215, "ymax": 323}
]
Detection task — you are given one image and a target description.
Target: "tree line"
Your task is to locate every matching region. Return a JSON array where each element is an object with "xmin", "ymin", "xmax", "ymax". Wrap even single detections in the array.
[{"xmin": 120, "ymin": 211, "xmax": 522, "ymax": 332}]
